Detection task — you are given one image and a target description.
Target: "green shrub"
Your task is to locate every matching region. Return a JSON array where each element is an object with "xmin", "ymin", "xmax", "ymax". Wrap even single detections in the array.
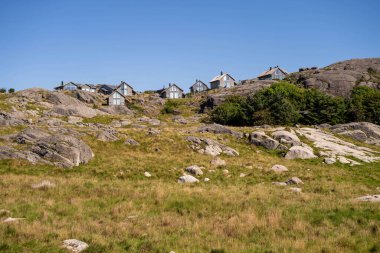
[
  {"xmin": 210, "ymin": 82, "xmax": 380, "ymax": 126},
  {"xmin": 0, "ymin": 88, "xmax": 6, "ymax": 93},
  {"xmin": 8, "ymin": 88, "xmax": 15, "ymax": 93},
  {"xmin": 161, "ymin": 99, "xmax": 181, "ymax": 114},
  {"xmin": 210, "ymin": 96, "xmax": 252, "ymax": 126}
]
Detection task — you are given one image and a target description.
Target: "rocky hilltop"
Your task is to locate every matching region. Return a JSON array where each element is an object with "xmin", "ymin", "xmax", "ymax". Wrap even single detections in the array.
[{"xmin": 288, "ymin": 58, "xmax": 380, "ymax": 97}]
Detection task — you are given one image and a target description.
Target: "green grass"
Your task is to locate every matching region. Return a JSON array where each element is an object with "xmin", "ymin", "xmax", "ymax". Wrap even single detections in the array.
[{"xmin": 0, "ymin": 95, "xmax": 380, "ymax": 252}]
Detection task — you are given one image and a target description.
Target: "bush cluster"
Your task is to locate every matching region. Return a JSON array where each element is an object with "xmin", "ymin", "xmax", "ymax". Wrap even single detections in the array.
[
  {"xmin": 0, "ymin": 88, "xmax": 15, "ymax": 93},
  {"xmin": 210, "ymin": 82, "xmax": 380, "ymax": 126}
]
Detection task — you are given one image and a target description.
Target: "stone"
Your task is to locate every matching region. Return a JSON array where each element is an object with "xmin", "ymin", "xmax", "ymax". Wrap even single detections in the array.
[
  {"xmin": 144, "ymin": 172, "xmax": 152, "ymax": 177},
  {"xmin": 286, "ymin": 177, "xmax": 304, "ymax": 185},
  {"xmin": 0, "ymin": 111, "xmax": 28, "ymax": 126},
  {"xmin": 204, "ymin": 178, "xmax": 210, "ymax": 182},
  {"xmin": 250, "ymin": 131, "xmax": 279, "ymax": 150},
  {"xmin": 10, "ymin": 128, "xmax": 94, "ymax": 168},
  {"xmin": 63, "ymin": 239, "xmax": 89, "ymax": 252},
  {"xmin": 147, "ymin": 128, "xmax": 161, "ymax": 135},
  {"xmin": 285, "ymin": 146, "xmax": 317, "ymax": 160},
  {"xmin": 96, "ymin": 130, "xmax": 119, "ymax": 142},
  {"xmin": 324, "ymin": 157, "xmax": 336, "ymax": 164},
  {"xmin": 138, "ymin": 116, "xmax": 161, "ymax": 126},
  {"xmin": 178, "ymin": 175, "xmax": 199, "ymax": 183},
  {"xmin": 211, "ymin": 157, "xmax": 226, "ymax": 167},
  {"xmin": 186, "ymin": 136, "xmax": 239, "ymax": 157},
  {"xmin": 356, "ymin": 195, "xmax": 380, "ymax": 202},
  {"xmin": 184, "ymin": 165, "xmax": 203, "ymax": 176},
  {"xmin": 271, "ymin": 130, "xmax": 301, "ymax": 146},
  {"xmin": 124, "ymin": 138, "xmax": 140, "ymax": 146},
  {"xmin": 31, "ymin": 180, "xmax": 55, "ymax": 189},
  {"xmin": 172, "ymin": 115, "xmax": 187, "ymax": 124},
  {"xmin": 329, "ymin": 122, "xmax": 380, "ymax": 146},
  {"xmin": 239, "ymin": 173, "xmax": 246, "ymax": 178},
  {"xmin": 222, "ymin": 169, "xmax": 229, "ymax": 175},
  {"xmin": 270, "ymin": 164, "xmax": 288, "ymax": 173}
]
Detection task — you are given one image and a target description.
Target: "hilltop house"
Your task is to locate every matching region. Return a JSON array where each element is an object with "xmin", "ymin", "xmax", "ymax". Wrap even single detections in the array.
[
  {"xmin": 104, "ymin": 90, "xmax": 126, "ymax": 106},
  {"xmin": 157, "ymin": 83, "xmax": 184, "ymax": 99},
  {"xmin": 190, "ymin": 79, "xmax": 208, "ymax": 93},
  {"xmin": 209, "ymin": 72, "xmax": 236, "ymax": 89},
  {"xmin": 257, "ymin": 66, "xmax": 288, "ymax": 80},
  {"xmin": 54, "ymin": 82, "xmax": 97, "ymax": 92},
  {"xmin": 115, "ymin": 81, "xmax": 136, "ymax": 96}
]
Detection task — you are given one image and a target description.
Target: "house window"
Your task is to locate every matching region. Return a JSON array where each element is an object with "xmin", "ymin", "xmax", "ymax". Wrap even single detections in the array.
[
  {"xmin": 121, "ymin": 84, "xmax": 128, "ymax": 95},
  {"xmin": 112, "ymin": 92, "xmax": 122, "ymax": 105}
]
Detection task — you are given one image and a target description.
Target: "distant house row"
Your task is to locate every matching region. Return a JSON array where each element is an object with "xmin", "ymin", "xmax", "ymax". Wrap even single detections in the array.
[{"xmin": 54, "ymin": 66, "xmax": 288, "ymax": 104}]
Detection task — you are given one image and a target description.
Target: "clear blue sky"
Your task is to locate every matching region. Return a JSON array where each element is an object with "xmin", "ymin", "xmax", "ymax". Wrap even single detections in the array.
[{"xmin": 1, "ymin": 0, "xmax": 379, "ymax": 92}]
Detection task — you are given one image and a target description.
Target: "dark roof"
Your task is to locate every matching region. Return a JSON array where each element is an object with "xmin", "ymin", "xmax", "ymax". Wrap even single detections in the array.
[{"xmin": 190, "ymin": 80, "xmax": 208, "ymax": 89}]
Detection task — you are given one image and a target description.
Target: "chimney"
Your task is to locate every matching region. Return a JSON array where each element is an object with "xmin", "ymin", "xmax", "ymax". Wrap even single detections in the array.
[
  {"xmin": 61, "ymin": 81, "xmax": 64, "ymax": 86},
  {"xmin": 220, "ymin": 71, "xmax": 223, "ymax": 75},
  {"xmin": 269, "ymin": 67, "xmax": 272, "ymax": 70}
]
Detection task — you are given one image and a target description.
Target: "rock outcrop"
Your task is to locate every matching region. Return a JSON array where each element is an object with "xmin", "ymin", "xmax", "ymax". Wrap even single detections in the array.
[
  {"xmin": 197, "ymin": 124, "xmax": 243, "ymax": 138},
  {"xmin": 186, "ymin": 136, "xmax": 239, "ymax": 156},
  {"xmin": 287, "ymin": 58, "xmax": 380, "ymax": 97},
  {"xmin": 0, "ymin": 128, "xmax": 94, "ymax": 168}
]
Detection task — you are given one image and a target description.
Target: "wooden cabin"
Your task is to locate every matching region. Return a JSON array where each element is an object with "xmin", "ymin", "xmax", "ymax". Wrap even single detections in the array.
[
  {"xmin": 115, "ymin": 81, "xmax": 136, "ymax": 96},
  {"xmin": 257, "ymin": 66, "xmax": 289, "ymax": 80},
  {"xmin": 190, "ymin": 79, "xmax": 209, "ymax": 93},
  {"xmin": 105, "ymin": 90, "xmax": 126, "ymax": 106},
  {"xmin": 157, "ymin": 83, "xmax": 184, "ymax": 99},
  {"xmin": 209, "ymin": 72, "xmax": 236, "ymax": 89}
]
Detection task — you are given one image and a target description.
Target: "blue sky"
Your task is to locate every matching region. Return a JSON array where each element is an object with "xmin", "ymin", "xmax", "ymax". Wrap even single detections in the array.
[{"xmin": 0, "ymin": 0, "xmax": 379, "ymax": 92}]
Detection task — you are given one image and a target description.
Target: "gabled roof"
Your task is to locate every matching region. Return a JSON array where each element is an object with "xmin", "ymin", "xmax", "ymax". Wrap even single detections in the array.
[
  {"xmin": 115, "ymin": 81, "xmax": 135, "ymax": 92},
  {"xmin": 210, "ymin": 73, "xmax": 236, "ymax": 83},
  {"xmin": 158, "ymin": 83, "xmax": 184, "ymax": 94},
  {"xmin": 99, "ymin": 84, "xmax": 117, "ymax": 93},
  {"xmin": 190, "ymin": 80, "xmax": 208, "ymax": 89},
  {"xmin": 257, "ymin": 67, "xmax": 289, "ymax": 78},
  {"xmin": 106, "ymin": 89, "xmax": 126, "ymax": 99}
]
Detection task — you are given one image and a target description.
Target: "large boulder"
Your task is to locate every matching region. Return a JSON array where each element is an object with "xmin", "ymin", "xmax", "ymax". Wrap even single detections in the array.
[
  {"xmin": 2, "ymin": 128, "xmax": 94, "ymax": 168},
  {"xmin": 250, "ymin": 131, "xmax": 279, "ymax": 150},
  {"xmin": 271, "ymin": 130, "xmax": 301, "ymax": 146},
  {"xmin": 184, "ymin": 165, "xmax": 203, "ymax": 176},
  {"xmin": 285, "ymin": 145, "xmax": 317, "ymax": 160},
  {"xmin": 328, "ymin": 122, "xmax": 380, "ymax": 146},
  {"xmin": 178, "ymin": 175, "xmax": 199, "ymax": 183},
  {"xmin": 0, "ymin": 111, "xmax": 29, "ymax": 126}
]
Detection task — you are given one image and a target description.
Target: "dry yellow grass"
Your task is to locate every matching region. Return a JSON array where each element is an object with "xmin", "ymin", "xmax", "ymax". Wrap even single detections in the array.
[{"xmin": 0, "ymin": 104, "xmax": 379, "ymax": 252}]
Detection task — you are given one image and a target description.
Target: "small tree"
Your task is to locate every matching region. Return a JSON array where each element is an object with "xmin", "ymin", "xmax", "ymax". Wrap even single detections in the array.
[
  {"xmin": 8, "ymin": 88, "xmax": 15, "ymax": 93},
  {"xmin": 0, "ymin": 88, "xmax": 6, "ymax": 93}
]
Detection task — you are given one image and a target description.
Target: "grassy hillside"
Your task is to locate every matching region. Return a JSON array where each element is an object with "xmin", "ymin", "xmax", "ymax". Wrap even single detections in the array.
[{"xmin": 0, "ymin": 93, "xmax": 380, "ymax": 253}]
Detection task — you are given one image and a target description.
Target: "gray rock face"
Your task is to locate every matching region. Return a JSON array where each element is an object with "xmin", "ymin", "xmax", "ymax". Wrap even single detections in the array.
[
  {"xmin": 186, "ymin": 136, "xmax": 239, "ymax": 156},
  {"xmin": 285, "ymin": 145, "xmax": 317, "ymax": 160},
  {"xmin": 0, "ymin": 128, "xmax": 94, "ymax": 168},
  {"xmin": 137, "ymin": 116, "xmax": 161, "ymax": 126},
  {"xmin": 184, "ymin": 165, "xmax": 203, "ymax": 176},
  {"xmin": 211, "ymin": 157, "xmax": 226, "ymax": 167},
  {"xmin": 63, "ymin": 239, "xmax": 89, "ymax": 252},
  {"xmin": 297, "ymin": 127, "xmax": 380, "ymax": 163},
  {"xmin": 96, "ymin": 130, "xmax": 119, "ymax": 142},
  {"xmin": 0, "ymin": 111, "xmax": 28, "ymax": 126},
  {"xmin": 288, "ymin": 58, "xmax": 380, "ymax": 97},
  {"xmin": 197, "ymin": 124, "xmax": 243, "ymax": 138},
  {"xmin": 271, "ymin": 130, "xmax": 301, "ymax": 146},
  {"xmin": 178, "ymin": 175, "xmax": 199, "ymax": 183},
  {"xmin": 99, "ymin": 106, "xmax": 134, "ymax": 115},
  {"xmin": 329, "ymin": 122, "xmax": 380, "ymax": 146},
  {"xmin": 250, "ymin": 131, "xmax": 279, "ymax": 150}
]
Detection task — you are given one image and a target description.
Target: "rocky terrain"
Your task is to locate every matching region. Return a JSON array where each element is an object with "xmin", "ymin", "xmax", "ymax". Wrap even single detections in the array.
[
  {"xmin": 0, "ymin": 86, "xmax": 379, "ymax": 252},
  {"xmin": 287, "ymin": 58, "xmax": 380, "ymax": 97}
]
